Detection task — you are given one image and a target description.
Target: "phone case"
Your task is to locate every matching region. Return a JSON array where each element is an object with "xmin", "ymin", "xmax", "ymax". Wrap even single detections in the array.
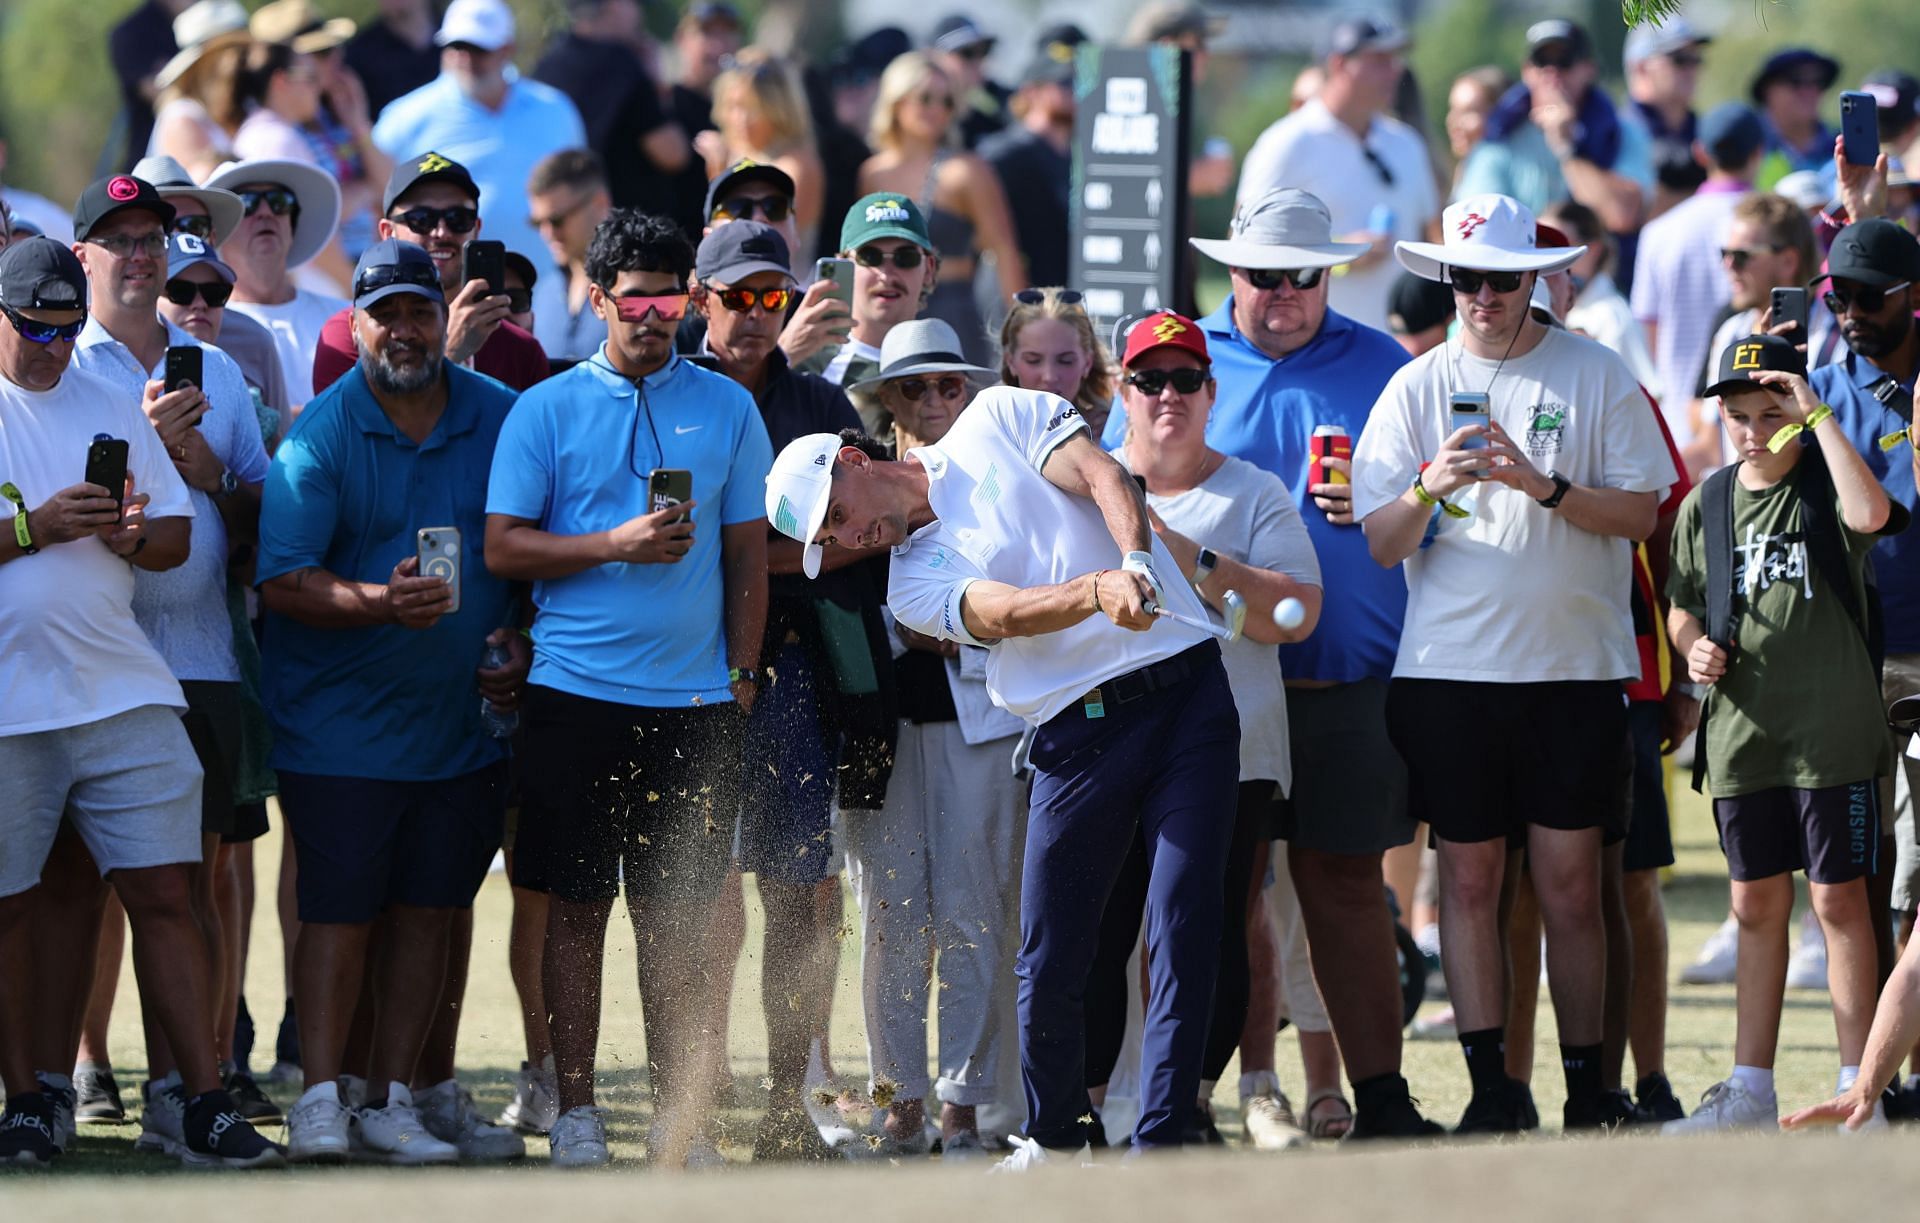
[
  {"xmin": 649, "ymin": 469, "xmax": 693, "ymax": 521},
  {"xmin": 85, "ymin": 437, "xmax": 130, "ymax": 509},
  {"xmin": 417, "ymin": 526, "xmax": 462, "ymax": 615},
  {"xmin": 164, "ymin": 346, "xmax": 203, "ymax": 393}
]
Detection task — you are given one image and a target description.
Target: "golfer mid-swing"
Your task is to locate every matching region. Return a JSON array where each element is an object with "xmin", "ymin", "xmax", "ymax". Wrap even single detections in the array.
[{"xmin": 765, "ymin": 381, "xmax": 1240, "ymax": 1167}]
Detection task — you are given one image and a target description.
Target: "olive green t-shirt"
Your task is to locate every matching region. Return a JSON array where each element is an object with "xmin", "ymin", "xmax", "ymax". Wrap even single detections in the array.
[{"xmin": 1667, "ymin": 466, "xmax": 1893, "ymax": 797}]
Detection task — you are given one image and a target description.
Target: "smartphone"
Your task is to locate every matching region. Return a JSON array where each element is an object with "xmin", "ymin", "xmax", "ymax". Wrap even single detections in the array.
[
  {"xmin": 1449, "ymin": 391, "xmax": 1490, "ymax": 471},
  {"xmin": 814, "ymin": 257, "xmax": 855, "ymax": 313},
  {"xmin": 85, "ymin": 434, "xmax": 130, "ymax": 515},
  {"xmin": 462, "ymin": 240, "xmax": 507, "ymax": 297},
  {"xmin": 1771, "ymin": 286, "xmax": 1808, "ymax": 349},
  {"xmin": 1131, "ymin": 472, "xmax": 1148, "ymax": 494},
  {"xmin": 164, "ymin": 345, "xmax": 203, "ymax": 394},
  {"xmin": 416, "ymin": 525, "xmax": 462, "ymax": 615},
  {"xmin": 648, "ymin": 468, "xmax": 693, "ymax": 523},
  {"xmin": 1840, "ymin": 91, "xmax": 1880, "ymax": 167}
]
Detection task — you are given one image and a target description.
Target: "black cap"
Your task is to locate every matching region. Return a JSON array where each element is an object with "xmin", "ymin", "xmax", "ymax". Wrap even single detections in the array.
[
  {"xmin": 1035, "ymin": 21, "xmax": 1087, "ymax": 57},
  {"xmin": 687, "ymin": 1, "xmax": 742, "ymax": 26},
  {"xmin": 1826, "ymin": 219, "xmax": 1920, "ymax": 289},
  {"xmin": 382, "ymin": 151, "xmax": 481, "ymax": 214},
  {"xmin": 351, "ymin": 238, "xmax": 445, "ymax": 309},
  {"xmin": 704, "ymin": 159, "xmax": 796, "ymax": 222},
  {"xmin": 1386, "ymin": 269, "xmax": 1455, "ymax": 336},
  {"xmin": 1750, "ymin": 48, "xmax": 1839, "ymax": 104},
  {"xmin": 1865, "ymin": 70, "xmax": 1920, "ymax": 128},
  {"xmin": 1705, "ymin": 334, "xmax": 1806, "ymax": 398},
  {"xmin": 72, "ymin": 174, "xmax": 176, "ymax": 241},
  {"xmin": 930, "ymin": 15, "xmax": 994, "ymax": 54},
  {"xmin": 1022, "ymin": 51, "xmax": 1075, "ymax": 87},
  {"xmin": 696, "ymin": 220, "xmax": 792, "ymax": 284},
  {"xmin": 503, "ymin": 249, "xmax": 538, "ymax": 291},
  {"xmin": 0, "ymin": 237, "xmax": 89, "ymax": 312},
  {"xmin": 833, "ymin": 27, "xmax": 911, "ymax": 81},
  {"xmin": 1525, "ymin": 19, "xmax": 1592, "ymax": 65},
  {"xmin": 1320, "ymin": 16, "xmax": 1409, "ymax": 61}
]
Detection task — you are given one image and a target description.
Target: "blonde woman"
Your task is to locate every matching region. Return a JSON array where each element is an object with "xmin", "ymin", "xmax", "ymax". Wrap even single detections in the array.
[
  {"xmin": 150, "ymin": 0, "xmax": 252, "ymax": 179},
  {"xmin": 860, "ymin": 51, "xmax": 1027, "ymax": 365},
  {"xmin": 697, "ymin": 50, "xmax": 824, "ymax": 262},
  {"xmin": 997, "ymin": 287, "xmax": 1117, "ymax": 437}
]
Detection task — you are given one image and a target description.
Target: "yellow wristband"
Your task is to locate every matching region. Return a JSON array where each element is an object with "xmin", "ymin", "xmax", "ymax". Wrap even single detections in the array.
[
  {"xmin": 1411, "ymin": 474, "xmax": 1438, "ymax": 506},
  {"xmin": 1767, "ymin": 404, "xmax": 1837, "ymax": 454}
]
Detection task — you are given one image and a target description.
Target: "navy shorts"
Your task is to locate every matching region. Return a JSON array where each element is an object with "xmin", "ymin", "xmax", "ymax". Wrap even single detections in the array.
[
  {"xmin": 1713, "ymin": 781, "xmax": 1880, "ymax": 884},
  {"xmin": 737, "ymin": 641, "xmax": 837, "ymax": 884},
  {"xmin": 1621, "ymin": 700, "xmax": 1675, "ymax": 872},
  {"xmin": 280, "ymin": 760, "xmax": 507, "ymax": 923}
]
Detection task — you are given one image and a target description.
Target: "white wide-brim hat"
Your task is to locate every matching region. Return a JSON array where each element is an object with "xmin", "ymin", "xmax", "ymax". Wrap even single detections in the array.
[
  {"xmin": 131, "ymin": 154, "xmax": 245, "ymax": 246},
  {"xmin": 204, "ymin": 158, "xmax": 342, "ymax": 270},
  {"xmin": 1189, "ymin": 187, "xmax": 1369, "ymax": 270},
  {"xmin": 154, "ymin": 0, "xmax": 251, "ymax": 92},
  {"xmin": 1396, "ymin": 195, "xmax": 1586, "ymax": 282}
]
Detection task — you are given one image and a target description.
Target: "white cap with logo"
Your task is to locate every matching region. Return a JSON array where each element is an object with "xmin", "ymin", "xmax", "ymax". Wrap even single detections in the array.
[
  {"xmin": 436, "ymin": 0, "xmax": 516, "ymax": 50},
  {"xmin": 765, "ymin": 432, "xmax": 842, "ymax": 578}
]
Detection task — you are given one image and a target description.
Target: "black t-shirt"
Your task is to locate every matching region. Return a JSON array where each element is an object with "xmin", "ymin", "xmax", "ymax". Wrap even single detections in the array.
[
  {"xmin": 957, "ymin": 82, "xmax": 1012, "ymax": 151},
  {"xmin": 108, "ymin": 0, "xmax": 176, "ymax": 168},
  {"xmin": 894, "ymin": 647, "xmax": 960, "ymax": 723},
  {"xmin": 531, "ymin": 33, "xmax": 668, "ymax": 212},
  {"xmin": 979, "ymin": 125, "xmax": 1071, "ymax": 289},
  {"xmin": 343, "ymin": 22, "xmax": 442, "ymax": 120}
]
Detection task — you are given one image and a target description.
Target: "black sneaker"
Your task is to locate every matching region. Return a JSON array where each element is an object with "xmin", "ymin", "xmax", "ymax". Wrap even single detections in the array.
[
  {"xmin": 1181, "ymin": 1102, "xmax": 1226, "ymax": 1145},
  {"xmin": 74, "ymin": 1063, "xmax": 127, "ymax": 1126},
  {"xmin": 1084, "ymin": 1107, "xmax": 1109, "ymax": 1148},
  {"xmin": 0, "ymin": 1093, "xmax": 59, "ymax": 1165},
  {"xmin": 181, "ymin": 1090, "xmax": 286, "ymax": 1169},
  {"xmin": 1455, "ymin": 1078, "xmax": 1535, "ymax": 1136},
  {"xmin": 1564, "ymin": 1088, "xmax": 1634, "ymax": 1132},
  {"xmin": 1347, "ymin": 1077, "xmax": 1446, "ymax": 1140},
  {"xmin": 1633, "ymin": 1072, "xmax": 1685, "ymax": 1124},
  {"xmin": 223, "ymin": 1070, "xmax": 282, "ymax": 1126}
]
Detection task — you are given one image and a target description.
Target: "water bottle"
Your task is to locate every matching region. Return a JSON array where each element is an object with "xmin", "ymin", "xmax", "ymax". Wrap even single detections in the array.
[{"xmin": 480, "ymin": 641, "xmax": 519, "ymax": 738}]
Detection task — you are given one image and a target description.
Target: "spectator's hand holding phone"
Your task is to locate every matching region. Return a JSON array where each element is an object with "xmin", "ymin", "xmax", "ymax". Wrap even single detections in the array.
[
  {"xmin": 140, "ymin": 378, "xmax": 208, "ymax": 454},
  {"xmin": 445, "ymin": 278, "xmax": 514, "ymax": 366},
  {"xmin": 100, "ymin": 471, "xmax": 149, "ymax": 558},
  {"xmin": 777, "ymin": 279, "xmax": 854, "ymax": 365},
  {"xmin": 1478, "ymin": 419, "xmax": 1554, "ymax": 500},
  {"xmin": 1422, "ymin": 423, "xmax": 1495, "ymax": 499},
  {"xmin": 384, "ymin": 554, "xmax": 453, "ymax": 629},
  {"xmin": 1833, "ymin": 134, "xmax": 1889, "ymax": 225},
  {"xmin": 30, "ymin": 483, "xmax": 126, "ymax": 546},
  {"xmin": 608, "ymin": 498, "xmax": 698, "ymax": 564}
]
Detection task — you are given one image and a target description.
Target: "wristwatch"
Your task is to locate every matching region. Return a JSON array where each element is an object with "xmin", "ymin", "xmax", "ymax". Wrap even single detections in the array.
[
  {"xmin": 213, "ymin": 468, "xmax": 238, "ymax": 499},
  {"xmin": 1192, "ymin": 547, "xmax": 1218, "ymax": 583},
  {"xmin": 1537, "ymin": 470, "xmax": 1572, "ymax": 509},
  {"xmin": 728, "ymin": 666, "xmax": 760, "ymax": 686}
]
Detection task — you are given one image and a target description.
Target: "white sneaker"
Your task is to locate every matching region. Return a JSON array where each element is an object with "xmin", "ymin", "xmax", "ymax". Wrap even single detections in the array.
[
  {"xmin": 1241, "ymin": 1091, "xmax": 1309, "ymax": 1151},
  {"xmin": 1786, "ymin": 911, "xmax": 1828, "ymax": 991},
  {"xmin": 941, "ymin": 1131, "xmax": 991, "ymax": 1161},
  {"xmin": 353, "ymin": 1083, "xmax": 459, "ymax": 1165},
  {"xmin": 286, "ymin": 1083, "xmax": 351, "ymax": 1163},
  {"xmin": 990, "ymin": 1135, "xmax": 1093, "ymax": 1173},
  {"xmin": 1679, "ymin": 916, "xmax": 1740, "ymax": 985},
  {"xmin": 134, "ymin": 1075, "xmax": 187, "ymax": 1157},
  {"xmin": 497, "ymin": 1058, "xmax": 558, "ymax": 1135},
  {"xmin": 549, "ymin": 1105, "xmax": 612, "ymax": 1168},
  {"xmin": 1660, "ymin": 1079, "xmax": 1777, "ymax": 1136},
  {"xmin": 417, "ymin": 1078, "xmax": 526, "ymax": 1161}
]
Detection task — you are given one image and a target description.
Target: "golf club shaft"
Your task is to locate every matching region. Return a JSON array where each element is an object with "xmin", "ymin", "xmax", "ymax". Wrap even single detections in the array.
[{"xmin": 1153, "ymin": 606, "xmax": 1233, "ymax": 641}]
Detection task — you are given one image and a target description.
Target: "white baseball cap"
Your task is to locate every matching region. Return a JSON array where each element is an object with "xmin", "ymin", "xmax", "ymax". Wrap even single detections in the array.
[
  {"xmin": 1395, "ymin": 194, "xmax": 1585, "ymax": 283},
  {"xmin": 766, "ymin": 432, "xmax": 841, "ymax": 578},
  {"xmin": 436, "ymin": 0, "xmax": 516, "ymax": 51}
]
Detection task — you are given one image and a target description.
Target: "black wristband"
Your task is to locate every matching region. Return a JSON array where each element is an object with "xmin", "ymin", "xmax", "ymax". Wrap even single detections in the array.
[{"xmin": 1537, "ymin": 471, "xmax": 1572, "ymax": 509}]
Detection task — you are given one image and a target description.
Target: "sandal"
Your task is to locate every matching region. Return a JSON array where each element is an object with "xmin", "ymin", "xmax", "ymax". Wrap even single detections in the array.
[{"xmin": 1305, "ymin": 1088, "xmax": 1354, "ymax": 1139}]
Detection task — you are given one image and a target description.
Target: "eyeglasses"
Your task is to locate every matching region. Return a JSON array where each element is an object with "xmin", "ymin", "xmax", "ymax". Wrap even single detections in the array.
[
  {"xmin": 389, "ymin": 205, "xmax": 479, "ymax": 235},
  {"xmin": 894, "ymin": 374, "xmax": 969, "ymax": 402},
  {"xmin": 1124, "ymin": 367, "xmax": 1210, "ymax": 396},
  {"xmin": 711, "ymin": 285, "xmax": 795, "ymax": 313},
  {"xmin": 1241, "ymin": 266, "xmax": 1325, "ymax": 292},
  {"xmin": 1824, "ymin": 280, "xmax": 1912, "ymax": 314},
  {"xmin": 1362, "ymin": 145, "xmax": 1396, "ymax": 187},
  {"xmin": 238, "ymin": 188, "xmax": 299, "ymax": 217},
  {"xmin": 504, "ymin": 288, "xmax": 533, "ymax": 313},
  {"xmin": 1720, "ymin": 245, "xmax": 1785, "ymax": 271},
  {"xmin": 1446, "ymin": 266, "xmax": 1526, "ymax": 295},
  {"xmin": 1013, "ymin": 288, "xmax": 1085, "ymax": 306},
  {"xmin": 171, "ymin": 215, "xmax": 216, "ymax": 240},
  {"xmin": 853, "ymin": 244, "xmax": 924, "ymax": 269},
  {"xmin": 2, "ymin": 303, "xmax": 86, "ymax": 344},
  {"xmin": 164, "ymin": 278, "xmax": 233, "ymax": 308},
  {"xmin": 353, "ymin": 262, "xmax": 441, "ymax": 299},
  {"xmin": 87, "ymin": 231, "xmax": 169, "ymax": 259},
  {"xmin": 613, "ymin": 293, "xmax": 690, "ymax": 323},
  {"xmin": 711, "ymin": 195, "xmax": 793, "ymax": 224}
]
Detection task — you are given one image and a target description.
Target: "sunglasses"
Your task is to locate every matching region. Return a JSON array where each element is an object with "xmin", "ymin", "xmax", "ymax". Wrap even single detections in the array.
[
  {"xmin": 1668, "ymin": 52, "xmax": 1704, "ymax": 69},
  {"xmin": 1530, "ymin": 51, "xmax": 1580, "ymax": 71},
  {"xmin": 1720, "ymin": 245, "xmax": 1785, "ymax": 271},
  {"xmin": 1241, "ymin": 266, "xmax": 1325, "ymax": 292},
  {"xmin": 504, "ymin": 288, "xmax": 533, "ymax": 313},
  {"xmin": 614, "ymin": 293, "xmax": 691, "ymax": 323},
  {"xmin": 238, "ymin": 188, "xmax": 299, "ymax": 217},
  {"xmin": 894, "ymin": 374, "xmax": 969, "ymax": 402},
  {"xmin": 164, "ymin": 278, "xmax": 233, "ymax": 308},
  {"xmin": 2, "ymin": 303, "xmax": 86, "ymax": 344},
  {"xmin": 171, "ymin": 215, "xmax": 216, "ymax": 240},
  {"xmin": 1446, "ymin": 266, "xmax": 1526, "ymax": 295},
  {"xmin": 530, "ymin": 195, "xmax": 589, "ymax": 231},
  {"xmin": 389, "ymin": 205, "xmax": 479, "ymax": 235},
  {"xmin": 1783, "ymin": 74, "xmax": 1828, "ymax": 90},
  {"xmin": 916, "ymin": 91, "xmax": 957, "ymax": 110},
  {"xmin": 955, "ymin": 43, "xmax": 992, "ymax": 62},
  {"xmin": 1013, "ymin": 288, "xmax": 1085, "ymax": 306},
  {"xmin": 1824, "ymin": 280, "xmax": 1912, "ymax": 314},
  {"xmin": 711, "ymin": 195, "xmax": 793, "ymax": 224},
  {"xmin": 853, "ymin": 244, "xmax": 924, "ymax": 269},
  {"xmin": 1125, "ymin": 367, "xmax": 1210, "ymax": 396},
  {"xmin": 87, "ymin": 231, "xmax": 169, "ymax": 260},
  {"xmin": 712, "ymin": 285, "xmax": 795, "ymax": 313},
  {"xmin": 354, "ymin": 262, "xmax": 441, "ymax": 299}
]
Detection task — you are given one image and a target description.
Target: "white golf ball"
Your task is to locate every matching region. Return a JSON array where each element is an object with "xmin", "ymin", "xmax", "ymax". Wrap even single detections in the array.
[{"xmin": 1273, "ymin": 597, "xmax": 1306, "ymax": 631}]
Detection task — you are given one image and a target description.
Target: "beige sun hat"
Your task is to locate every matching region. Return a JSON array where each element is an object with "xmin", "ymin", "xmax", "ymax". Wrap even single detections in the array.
[
  {"xmin": 154, "ymin": 0, "xmax": 252, "ymax": 93},
  {"xmin": 250, "ymin": 0, "xmax": 358, "ymax": 55}
]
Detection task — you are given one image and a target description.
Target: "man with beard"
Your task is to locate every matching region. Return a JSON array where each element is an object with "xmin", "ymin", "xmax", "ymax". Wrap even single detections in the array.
[{"xmin": 257, "ymin": 238, "xmax": 528, "ymax": 1164}]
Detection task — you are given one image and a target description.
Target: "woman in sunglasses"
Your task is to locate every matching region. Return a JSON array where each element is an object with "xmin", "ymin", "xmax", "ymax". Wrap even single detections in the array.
[
  {"xmin": 700, "ymin": 50, "xmax": 825, "ymax": 263},
  {"xmin": 229, "ymin": 41, "xmax": 358, "ymax": 293},
  {"xmin": 997, "ymin": 287, "xmax": 1117, "ymax": 437},
  {"xmin": 858, "ymin": 51, "xmax": 1027, "ymax": 366}
]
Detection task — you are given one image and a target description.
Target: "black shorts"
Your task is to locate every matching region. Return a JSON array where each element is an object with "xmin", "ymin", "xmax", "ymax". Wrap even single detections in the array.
[
  {"xmin": 1621, "ymin": 700, "xmax": 1675, "ymax": 872},
  {"xmin": 1713, "ymin": 781, "xmax": 1881, "ymax": 884},
  {"xmin": 1274, "ymin": 678, "xmax": 1416, "ymax": 855},
  {"xmin": 179, "ymin": 681, "xmax": 242, "ymax": 837},
  {"xmin": 1387, "ymin": 678, "xmax": 1630, "ymax": 845},
  {"xmin": 512, "ymin": 685, "xmax": 742, "ymax": 905},
  {"xmin": 280, "ymin": 760, "xmax": 508, "ymax": 923}
]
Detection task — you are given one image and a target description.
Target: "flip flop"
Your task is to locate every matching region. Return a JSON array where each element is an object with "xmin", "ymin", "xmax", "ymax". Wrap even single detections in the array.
[{"xmin": 1306, "ymin": 1088, "xmax": 1354, "ymax": 1140}]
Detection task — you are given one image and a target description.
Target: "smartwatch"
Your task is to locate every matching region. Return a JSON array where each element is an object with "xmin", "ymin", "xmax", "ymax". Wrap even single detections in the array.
[
  {"xmin": 728, "ymin": 667, "xmax": 760, "ymax": 685},
  {"xmin": 1537, "ymin": 471, "xmax": 1571, "ymax": 509},
  {"xmin": 214, "ymin": 469, "xmax": 238, "ymax": 499},
  {"xmin": 1192, "ymin": 547, "xmax": 1218, "ymax": 583}
]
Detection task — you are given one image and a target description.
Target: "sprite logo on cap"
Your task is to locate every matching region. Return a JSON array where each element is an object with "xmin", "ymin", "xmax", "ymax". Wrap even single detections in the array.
[
  {"xmin": 865, "ymin": 198, "xmax": 911, "ymax": 224},
  {"xmin": 774, "ymin": 494, "xmax": 800, "ymax": 538},
  {"xmin": 1152, "ymin": 316, "xmax": 1189, "ymax": 343}
]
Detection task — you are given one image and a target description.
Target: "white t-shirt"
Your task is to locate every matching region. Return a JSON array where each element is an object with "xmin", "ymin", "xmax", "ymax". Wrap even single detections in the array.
[
  {"xmin": 888, "ymin": 386, "xmax": 1212, "ymax": 725},
  {"xmin": 0, "ymin": 366, "xmax": 195, "ymax": 735},
  {"xmin": 1566, "ymin": 272, "xmax": 1660, "ymax": 400},
  {"xmin": 1236, "ymin": 98, "xmax": 1440, "ymax": 334},
  {"xmin": 229, "ymin": 289, "xmax": 348, "ymax": 409},
  {"xmin": 1629, "ymin": 187, "xmax": 1741, "ymax": 442},
  {"xmin": 1122, "ymin": 452, "xmax": 1321, "ymax": 790},
  {"xmin": 1351, "ymin": 327, "xmax": 1677, "ymax": 683}
]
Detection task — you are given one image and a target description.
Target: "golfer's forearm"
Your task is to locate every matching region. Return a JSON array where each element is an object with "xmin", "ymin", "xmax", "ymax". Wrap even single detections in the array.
[
  {"xmin": 1091, "ymin": 464, "xmax": 1152, "ymax": 556},
  {"xmin": 960, "ymin": 575, "xmax": 1098, "ymax": 640}
]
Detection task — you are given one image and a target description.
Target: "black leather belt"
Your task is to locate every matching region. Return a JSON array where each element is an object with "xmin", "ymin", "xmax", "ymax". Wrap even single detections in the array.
[{"xmin": 1086, "ymin": 641, "xmax": 1219, "ymax": 708}]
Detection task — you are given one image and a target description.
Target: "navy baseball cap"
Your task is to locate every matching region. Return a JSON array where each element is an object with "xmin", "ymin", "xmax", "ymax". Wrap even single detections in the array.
[
  {"xmin": 165, "ymin": 232, "xmax": 235, "ymax": 283},
  {"xmin": 72, "ymin": 174, "xmax": 176, "ymax": 241},
  {"xmin": 1320, "ymin": 16, "xmax": 1409, "ymax": 61},
  {"xmin": 930, "ymin": 15, "xmax": 994, "ymax": 54},
  {"xmin": 1698, "ymin": 103, "xmax": 1765, "ymax": 167},
  {"xmin": 0, "ymin": 237, "xmax": 89, "ymax": 311},
  {"xmin": 382, "ymin": 150, "xmax": 481, "ymax": 213},
  {"xmin": 704, "ymin": 159, "xmax": 797, "ymax": 223},
  {"xmin": 1750, "ymin": 47, "xmax": 1839, "ymax": 103},
  {"xmin": 352, "ymin": 238, "xmax": 444, "ymax": 309},
  {"xmin": 1526, "ymin": 19, "xmax": 1592, "ymax": 64},
  {"xmin": 696, "ymin": 220, "xmax": 792, "ymax": 284}
]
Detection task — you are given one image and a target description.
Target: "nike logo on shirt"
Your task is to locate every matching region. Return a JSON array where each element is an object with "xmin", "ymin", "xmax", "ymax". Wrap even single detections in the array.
[{"xmin": 675, "ymin": 424, "xmax": 703, "ymax": 435}]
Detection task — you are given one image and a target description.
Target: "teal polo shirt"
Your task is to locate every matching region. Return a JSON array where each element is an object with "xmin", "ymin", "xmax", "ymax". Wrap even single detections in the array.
[{"xmin": 257, "ymin": 363, "xmax": 519, "ymax": 780}]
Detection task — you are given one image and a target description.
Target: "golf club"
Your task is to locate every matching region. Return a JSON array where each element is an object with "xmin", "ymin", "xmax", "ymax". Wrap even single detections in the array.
[{"xmin": 1153, "ymin": 589, "xmax": 1246, "ymax": 642}]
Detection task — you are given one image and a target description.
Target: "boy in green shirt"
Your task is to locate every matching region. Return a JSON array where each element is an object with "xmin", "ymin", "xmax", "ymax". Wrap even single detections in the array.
[{"xmin": 1665, "ymin": 334, "xmax": 1902, "ymax": 1135}]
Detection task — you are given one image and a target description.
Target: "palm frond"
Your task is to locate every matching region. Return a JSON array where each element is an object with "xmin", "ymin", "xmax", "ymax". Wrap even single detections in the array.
[{"xmin": 1621, "ymin": 0, "xmax": 1688, "ymax": 28}]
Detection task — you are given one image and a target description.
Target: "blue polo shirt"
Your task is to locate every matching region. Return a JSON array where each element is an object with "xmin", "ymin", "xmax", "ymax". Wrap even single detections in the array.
[
  {"xmin": 256, "ymin": 363, "xmax": 519, "ymax": 780},
  {"xmin": 1814, "ymin": 350, "xmax": 1920, "ymax": 652},
  {"xmin": 486, "ymin": 347, "xmax": 773, "ymax": 706},
  {"xmin": 1101, "ymin": 300, "xmax": 1411, "ymax": 683}
]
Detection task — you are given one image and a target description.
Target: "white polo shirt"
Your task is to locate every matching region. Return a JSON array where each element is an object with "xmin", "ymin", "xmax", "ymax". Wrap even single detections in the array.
[{"xmin": 888, "ymin": 386, "xmax": 1211, "ymax": 726}]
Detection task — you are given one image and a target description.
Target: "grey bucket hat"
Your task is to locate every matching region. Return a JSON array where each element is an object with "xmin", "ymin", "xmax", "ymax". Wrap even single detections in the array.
[
  {"xmin": 851, "ymin": 318, "xmax": 996, "ymax": 392},
  {"xmin": 1189, "ymin": 188, "xmax": 1370, "ymax": 270}
]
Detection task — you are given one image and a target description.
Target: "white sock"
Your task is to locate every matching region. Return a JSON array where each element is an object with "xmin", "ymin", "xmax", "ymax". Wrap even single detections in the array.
[
  {"xmin": 1837, "ymin": 1065, "xmax": 1861, "ymax": 1094},
  {"xmin": 1239, "ymin": 1069, "xmax": 1280, "ymax": 1102},
  {"xmin": 1729, "ymin": 1065, "xmax": 1775, "ymax": 1098},
  {"xmin": 1906, "ymin": 1073, "xmax": 1920, "ymax": 1093}
]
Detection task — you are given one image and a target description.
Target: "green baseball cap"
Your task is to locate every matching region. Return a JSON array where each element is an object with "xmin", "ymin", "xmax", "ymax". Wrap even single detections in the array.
[{"xmin": 840, "ymin": 193, "xmax": 932, "ymax": 252}]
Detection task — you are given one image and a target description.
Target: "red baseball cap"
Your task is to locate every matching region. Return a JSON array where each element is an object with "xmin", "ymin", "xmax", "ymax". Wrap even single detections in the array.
[{"xmin": 1122, "ymin": 310, "xmax": 1210, "ymax": 367}]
